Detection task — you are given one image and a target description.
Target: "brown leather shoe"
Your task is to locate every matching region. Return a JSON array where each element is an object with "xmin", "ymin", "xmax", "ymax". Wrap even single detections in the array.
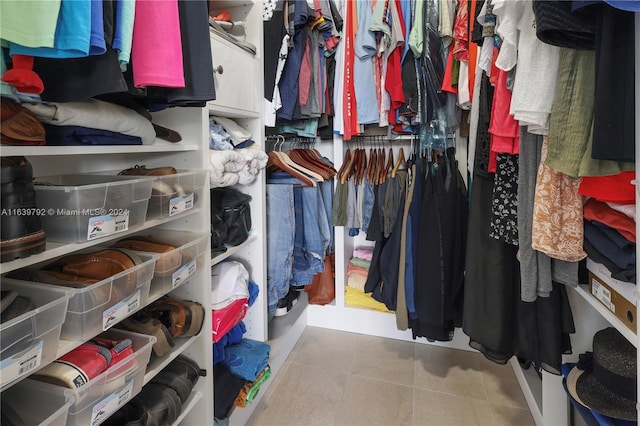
[
  {"xmin": 43, "ymin": 248, "xmax": 143, "ymax": 293},
  {"xmin": 111, "ymin": 235, "xmax": 180, "ymax": 277},
  {"xmin": 118, "ymin": 165, "xmax": 177, "ymax": 176},
  {"xmin": 143, "ymin": 296, "xmax": 204, "ymax": 338},
  {"xmin": 0, "ymin": 100, "xmax": 45, "ymax": 146}
]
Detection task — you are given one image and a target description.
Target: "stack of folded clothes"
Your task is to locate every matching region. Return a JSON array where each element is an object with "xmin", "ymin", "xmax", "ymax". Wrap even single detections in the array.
[
  {"xmin": 580, "ymin": 172, "xmax": 636, "ymax": 283},
  {"xmin": 24, "ymin": 99, "xmax": 156, "ymax": 146},
  {"xmin": 214, "ymin": 338, "xmax": 271, "ymax": 419},
  {"xmin": 582, "ymin": 197, "xmax": 636, "ymax": 284},
  {"xmin": 344, "ymin": 247, "xmax": 391, "ymax": 312}
]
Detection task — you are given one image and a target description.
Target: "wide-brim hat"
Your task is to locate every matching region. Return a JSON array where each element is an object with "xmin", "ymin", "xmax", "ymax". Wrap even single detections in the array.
[{"xmin": 565, "ymin": 327, "xmax": 637, "ymax": 421}]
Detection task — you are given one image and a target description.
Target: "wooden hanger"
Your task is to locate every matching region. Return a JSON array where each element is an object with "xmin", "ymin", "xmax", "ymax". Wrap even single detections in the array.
[
  {"xmin": 374, "ymin": 147, "xmax": 383, "ymax": 185},
  {"xmin": 337, "ymin": 148, "xmax": 351, "ymax": 180},
  {"xmin": 391, "ymin": 147, "xmax": 406, "ymax": 178},
  {"xmin": 267, "ymin": 151, "xmax": 316, "ymax": 187},
  {"xmin": 367, "ymin": 147, "xmax": 376, "ymax": 183},
  {"xmin": 380, "ymin": 147, "xmax": 393, "ymax": 183},
  {"xmin": 288, "ymin": 149, "xmax": 334, "ymax": 180},
  {"xmin": 277, "ymin": 151, "xmax": 324, "ymax": 182},
  {"xmin": 355, "ymin": 148, "xmax": 367, "ymax": 184},
  {"xmin": 340, "ymin": 147, "xmax": 359, "ymax": 184}
]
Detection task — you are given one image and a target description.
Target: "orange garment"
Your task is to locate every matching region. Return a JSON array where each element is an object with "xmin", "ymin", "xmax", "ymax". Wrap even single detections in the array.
[{"xmin": 583, "ymin": 199, "xmax": 636, "ymax": 243}]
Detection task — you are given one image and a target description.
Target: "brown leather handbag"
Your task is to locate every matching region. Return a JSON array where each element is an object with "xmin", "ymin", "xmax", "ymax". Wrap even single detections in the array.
[{"xmin": 305, "ymin": 251, "xmax": 335, "ymax": 305}]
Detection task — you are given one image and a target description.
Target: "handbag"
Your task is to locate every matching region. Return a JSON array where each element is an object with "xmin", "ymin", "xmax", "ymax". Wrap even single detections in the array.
[
  {"xmin": 305, "ymin": 252, "xmax": 335, "ymax": 305},
  {"xmin": 210, "ymin": 187, "xmax": 252, "ymax": 249}
]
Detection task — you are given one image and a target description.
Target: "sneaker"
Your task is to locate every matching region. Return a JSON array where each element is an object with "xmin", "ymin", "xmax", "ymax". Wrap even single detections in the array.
[{"xmin": 274, "ymin": 289, "xmax": 300, "ymax": 317}]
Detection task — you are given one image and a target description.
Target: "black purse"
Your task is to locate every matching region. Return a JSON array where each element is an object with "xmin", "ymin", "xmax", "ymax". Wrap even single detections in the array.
[{"xmin": 210, "ymin": 187, "xmax": 252, "ymax": 250}]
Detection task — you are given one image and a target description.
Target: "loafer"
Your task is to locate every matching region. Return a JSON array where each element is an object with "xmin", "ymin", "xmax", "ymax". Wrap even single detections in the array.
[
  {"xmin": 111, "ymin": 235, "xmax": 181, "ymax": 277},
  {"xmin": 118, "ymin": 165, "xmax": 177, "ymax": 176}
]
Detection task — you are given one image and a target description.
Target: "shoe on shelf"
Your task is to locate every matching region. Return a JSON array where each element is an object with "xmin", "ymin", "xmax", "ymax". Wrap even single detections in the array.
[
  {"xmin": 274, "ymin": 289, "xmax": 300, "ymax": 317},
  {"xmin": 0, "ymin": 156, "xmax": 46, "ymax": 263}
]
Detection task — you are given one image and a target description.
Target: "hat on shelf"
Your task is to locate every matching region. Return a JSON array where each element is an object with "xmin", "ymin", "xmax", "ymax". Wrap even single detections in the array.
[{"xmin": 565, "ymin": 327, "xmax": 637, "ymax": 421}]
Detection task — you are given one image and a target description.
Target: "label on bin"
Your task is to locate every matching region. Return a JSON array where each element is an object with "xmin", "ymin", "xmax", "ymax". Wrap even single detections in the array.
[
  {"xmin": 103, "ymin": 290, "xmax": 141, "ymax": 330},
  {"xmin": 90, "ymin": 379, "xmax": 134, "ymax": 426},
  {"xmin": 0, "ymin": 341, "xmax": 43, "ymax": 385},
  {"xmin": 87, "ymin": 213, "xmax": 129, "ymax": 240},
  {"xmin": 169, "ymin": 193, "xmax": 194, "ymax": 216},
  {"xmin": 172, "ymin": 258, "xmax": 197, "ymax": 288},
  {"xmin": 592, "ymin": 279, "xmax": 615, "ymax": 313}
]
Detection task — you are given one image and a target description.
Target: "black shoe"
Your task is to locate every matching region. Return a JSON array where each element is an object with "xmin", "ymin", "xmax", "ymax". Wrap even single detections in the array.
[
  {"xmin": 274, "ymin": 289, "xmax": 300, "ymax": 317},
  {"xmin": 1, "ymin": 156, "xmax": 46, "ymax": 262}
]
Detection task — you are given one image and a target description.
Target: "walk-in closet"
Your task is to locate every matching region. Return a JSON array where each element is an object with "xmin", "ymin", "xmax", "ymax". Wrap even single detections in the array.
[{"xmin": 0, "ymin": 1, "xmax": 638, "ymax": 426}]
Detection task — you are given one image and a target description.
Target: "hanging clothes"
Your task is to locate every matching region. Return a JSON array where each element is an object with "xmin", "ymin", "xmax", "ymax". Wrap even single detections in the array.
[{"xmin": 411, "ymin": 149, "xmax": 468, "ymax": 342}]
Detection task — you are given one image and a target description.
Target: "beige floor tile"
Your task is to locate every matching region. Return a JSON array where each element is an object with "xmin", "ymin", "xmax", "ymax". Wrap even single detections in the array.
[
  {"xmin": 290, "ymin": 326, "xmax": 359, "ymax": 373},
  {"xmin": 414, "ymin": 388, "xmax": 494, "ymax": 426},
  {"xmin": 489, "ymin": 403, "xmax": 536, "ymax": 426},
  {"xmin": 333, "ymin": 375, "xmax": 413, "ymax": 426},
  {"xmin": 350, "ymin": 333, "xmax": 416, "ymax": 386},
  {"xmin": 477, "ymin": 358, "xmax": 529, "ymax": 409},
  {"xmin": 249, "ymin": 362, "xmax": 348, "ymax": 425},
  {"xmin": 414, "ymin": 344, "xmax": 489, "ymax": 401}
]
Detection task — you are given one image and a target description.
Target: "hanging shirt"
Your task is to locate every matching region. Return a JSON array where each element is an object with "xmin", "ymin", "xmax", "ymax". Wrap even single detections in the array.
[
  {"xmin": 0, "ymin": 0, "xmax": 61, "ymax": 48},
  {"xmin": 385, "ymin": 0, "xmax": 407, "ymax": 127},
  {"xmin": 493, "ymin": 0, "xmax": 524, "ymax": 72},
  {"xmin": 354, "ymin": 0, "xmax": 380, "ymax": 125},
  {"xmin": 114, "ymin": 0, "xmax": 136, "ymax": 70},
  {"xmin": 131, "ymin": 0, "xmax": 185, "ymax": 88},
  {"xmin": 10, "ymin": 0, "xmax": 93, "ymax": 59},
  {"xmin": 509, "ymin": 0, "xmax": 560, "ymax": 135}
]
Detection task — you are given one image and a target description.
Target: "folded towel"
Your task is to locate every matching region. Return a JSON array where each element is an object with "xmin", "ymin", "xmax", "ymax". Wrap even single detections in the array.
[
  {"xmin": 223, "ymin": 339, "xmax": 270, "ymax": 382},
  {"xmin": 345, "ymin": 287, "xmax": 393, "ymax": 313},
  {"xmin": 353, "ymin": 247, "xmax": 374, "ymax": 261},
  {"xmin": 349, "ymin": 257, "xmax": 371, "ymax": 270},
  {"xmin": 209, "ymin": 149, "xmax": 268, "ymax": 187},
  {"xmin": 346, "ymin": 274, "xmax": 367, "ymax": 291},
  {"xmin": 347, "ymin": 262, "xmax": 369, "ymax": 278}
]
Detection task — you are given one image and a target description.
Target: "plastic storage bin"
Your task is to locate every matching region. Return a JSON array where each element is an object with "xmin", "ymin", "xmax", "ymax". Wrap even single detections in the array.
[
  {"xmin": 34, "ymin": 174, "xmax": 154, "ymax": 243},
  {"xmin": 0, "ymin": 279, "xmax": 70, "ymax": 389},
  {"xmin": 1, "ymin": 377, "xmax": 74, "ymax": 425},
  {"xmin": 25, "ymin": 328, "xmax": 155, "ymax": 426},
  {"xmin": 112, "ymin": 230, "xmax": 209, "ymax": 301},
  {"xmin": 10, "ymin": 251, "xmax": 156, "ymax": 342},
  {"xmin": 145, "ymin": 169, "xmax": 207, "ymax": 220}
]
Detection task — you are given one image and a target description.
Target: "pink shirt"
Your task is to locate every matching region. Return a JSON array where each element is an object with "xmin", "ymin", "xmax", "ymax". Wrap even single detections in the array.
[{"xmin": 131, "ymin": 0, "xmax": 185, "ymax": 88}]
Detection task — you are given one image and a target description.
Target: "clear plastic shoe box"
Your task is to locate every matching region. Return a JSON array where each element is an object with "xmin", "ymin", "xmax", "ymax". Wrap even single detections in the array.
[
  {"xmin": 23, "ymin": 328, "xmax": 155, "ymax": 426},
  {"xmin": 110, "ymin": 229, "xmax": 209, "ymax": 302},
  {"xmin": 34, "ymin": 174, "xmax": 154, "ymax": 243},
  {"xmin": 1, "ymin": 378, "xmax": 74, "ymax": 425},
  {"xmin": 8, "ymin": 250, "xmax": 156, "ymax": 342},
  {"xmin": 144, "ymin": 169, "xmax": 207, "ymax": 220},
  {"xmin": 0, "ymin": 279, "xmax": 70, "ymax": 389}
]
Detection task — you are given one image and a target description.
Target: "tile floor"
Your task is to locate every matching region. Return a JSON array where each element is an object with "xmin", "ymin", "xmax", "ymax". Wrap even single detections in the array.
[{"xmin": 247, "ymin": 326, "xmax": 535, "ymax": 426}]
